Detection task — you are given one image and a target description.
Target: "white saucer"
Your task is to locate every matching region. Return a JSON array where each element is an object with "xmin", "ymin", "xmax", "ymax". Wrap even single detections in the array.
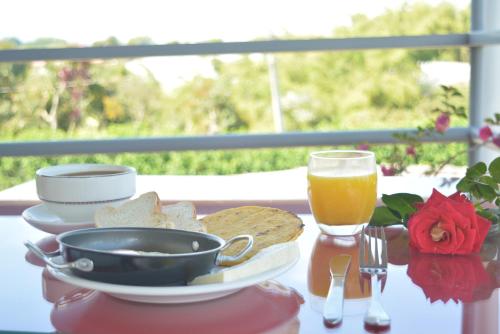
[
  {"xmin": 47, "ymin": 253, "xmax": 299, "ymax": 304},
  {"xmin": 22, "ymin": 204, "xmax": 95, "ymax": 235}
]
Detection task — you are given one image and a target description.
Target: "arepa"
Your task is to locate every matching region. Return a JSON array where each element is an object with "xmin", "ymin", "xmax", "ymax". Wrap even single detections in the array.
[{"xmin": 202, "ymin": 206, "xmax": 304, "ymax": 264}]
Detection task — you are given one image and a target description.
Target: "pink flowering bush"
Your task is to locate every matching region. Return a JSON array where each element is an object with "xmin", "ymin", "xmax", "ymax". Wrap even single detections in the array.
[
  {"xmin": 373, "ymin": 85, "xmax": 499, "ymax": 176},
  {"xmin": 406, "ymin": 146, "xmax": 416, "ymax": 157},
  {"xmin": 479, "ymin": 126, "xmax": 494, "ymax": 141},
  {"xmin": 381, "ymin": 164, "xmax": 396, "ymax": 176},
  {"xmin": 435, "ymin": 113, "xmax": 451, "ymax": 133},
  {"xmin": 356, "ymin": 143, "xmax": 370, "ymax": 151},
  {"xmin": 480, "ymin": 117, "xmax": 500, "ymax": 147}
]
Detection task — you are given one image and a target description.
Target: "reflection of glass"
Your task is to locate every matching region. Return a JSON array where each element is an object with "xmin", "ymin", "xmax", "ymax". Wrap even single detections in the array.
[
  {"xmin": 462, "ymin": 290, "xmax": 499, "ymax": 334},
  {"xmin": 307, "ymin": 150, "xmax": 377, "ymax": 235},
  {"xmin": 308, "ymin": 233, "xmax": 370, "ymax": 315},
  {"xmin": 50, "ymin": 281, "xmax": 303, "ymax": 334}
]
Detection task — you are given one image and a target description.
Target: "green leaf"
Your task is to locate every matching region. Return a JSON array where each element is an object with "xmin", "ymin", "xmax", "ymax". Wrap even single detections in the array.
[
  {"xmin": 440, "ymin": 85, "xmax": 451, "ymax": 92},
  {"xmin": 470, "ymin": 185, "xmax": 482, "ymax": 200},
  {"xmin": 488, "ymin": 157, "xmax": 500, "ymax": 183},
  {"xmin": 382, "ymin": 193, "xmax": 423, "ymax": 218},
  {"xmin": 369, "ymin": 207, "xmax": 402, "ymax": 226},
  {"xmin": 443, "ymin": 101, "xmax": 456, "ymax": 111},
  {"xmin": 454, "ymin": 106, "xmax": 467, "ymax": 118},
  {"xmin": 466, "ymin": 162, "xmax": 487, "ymax": 179},
  {"xmin": 476, "ymin": 183, "xmax": 497, "ymax": 202},
  {"xmin": 456, "ymin": 178, "xmax": 473, "ymax": 192},
  {"xmin": 388, "ymin": 207, "xmax": 402, "ymax": 219},
  {"xmin": 478, "ymin": 175, "xmax": 499, "ymax": 190}
]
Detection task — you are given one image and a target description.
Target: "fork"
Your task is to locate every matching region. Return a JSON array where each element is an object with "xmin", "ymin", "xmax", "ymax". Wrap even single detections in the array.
[{"xmin": 359, "ymin": 226, "xmax": 391, "ymax": 328}]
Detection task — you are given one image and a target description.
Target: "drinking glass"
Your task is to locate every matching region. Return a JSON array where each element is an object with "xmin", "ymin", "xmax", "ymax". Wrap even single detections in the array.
[{"xmin": 307, "ymin": 150, "xmax": 377, "ymax": 235}]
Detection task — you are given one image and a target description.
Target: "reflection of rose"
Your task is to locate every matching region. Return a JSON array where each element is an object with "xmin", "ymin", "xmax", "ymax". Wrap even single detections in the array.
[
  {"xmin": 408, "ymin": 189, "xmax": 491, "ymax": 255},
  {"xmin": 407, "ymin": 250, "xmax": 495, "ymax": 303}
]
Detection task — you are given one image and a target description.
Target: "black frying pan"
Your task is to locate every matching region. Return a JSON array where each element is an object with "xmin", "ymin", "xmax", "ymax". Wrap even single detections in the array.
[{"xmin": 25, "ymin": 227, "xmax": 253, "ymax": 286}]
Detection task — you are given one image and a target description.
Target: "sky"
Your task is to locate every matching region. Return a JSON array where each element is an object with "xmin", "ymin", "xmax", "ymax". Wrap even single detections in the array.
[
  {"xmin": 1, "ymin": 0, "xmax": 470, "ymax": 45},
  {"xmin": 1, "ymin": 0, "xmax": 470, "ymax": 91}
]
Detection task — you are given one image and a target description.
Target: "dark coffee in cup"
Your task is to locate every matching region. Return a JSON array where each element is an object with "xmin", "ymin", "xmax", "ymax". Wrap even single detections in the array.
[{"xmin": 57, "ymin": 170, "xmax": 124, "ymax": 177}]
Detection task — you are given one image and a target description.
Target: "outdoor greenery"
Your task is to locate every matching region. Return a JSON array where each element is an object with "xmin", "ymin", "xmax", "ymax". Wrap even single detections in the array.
[
  {"xmin": 0, "ymin": 143, "xmax": 467, "ymax": 190},
  {"xmin": 0, "ymin": 3, "xmax": 471, "ymax": 190}
]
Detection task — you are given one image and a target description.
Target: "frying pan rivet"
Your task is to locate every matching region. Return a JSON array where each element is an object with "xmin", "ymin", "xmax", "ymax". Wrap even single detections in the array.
[{"xmin": 192, "ymin": 241, "xmax": 199, "ymax": 252}]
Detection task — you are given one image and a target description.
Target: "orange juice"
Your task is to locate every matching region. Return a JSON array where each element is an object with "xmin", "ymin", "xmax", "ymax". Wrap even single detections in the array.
[{"xmin": 307, "ymin": 172, "xmax": 377, "ymax": 225}]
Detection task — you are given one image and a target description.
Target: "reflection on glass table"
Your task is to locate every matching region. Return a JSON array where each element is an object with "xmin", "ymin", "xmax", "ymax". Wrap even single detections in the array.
[
  {"xmin": 308, "ymin": 233, "xmax": 371, "ymax": 317},
  {"xmin": 42, "ymin": 268, "xmax": 304, "ymax": 334}
]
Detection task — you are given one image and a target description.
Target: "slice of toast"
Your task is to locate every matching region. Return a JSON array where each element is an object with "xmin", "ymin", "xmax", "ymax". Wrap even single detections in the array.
[
  {"xmin": 162, "ymin": 201, "xmax": 206, "ymax": 233},
  {"xmin": 95, "ymin": 192, "xmax": 174, "ymax": 228}
]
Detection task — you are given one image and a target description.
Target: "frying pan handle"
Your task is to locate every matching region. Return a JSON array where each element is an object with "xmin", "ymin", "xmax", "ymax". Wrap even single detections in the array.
[
  {"xmin": 216, "ymin": 235, "xmax": 254, "ymax": 264},
  {"xmin": 24, "ymin": 241, "xmax": 94, "ymax": 272}
]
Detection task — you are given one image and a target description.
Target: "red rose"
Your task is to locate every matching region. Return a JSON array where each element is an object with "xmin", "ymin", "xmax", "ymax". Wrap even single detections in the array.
[
  {"xmin": 407, "ymin": 249, "xmax": 495, "ymax": 303},
  {"xmin": 408, "ymin": 189, "xmax": 491, "ymax": 255}
]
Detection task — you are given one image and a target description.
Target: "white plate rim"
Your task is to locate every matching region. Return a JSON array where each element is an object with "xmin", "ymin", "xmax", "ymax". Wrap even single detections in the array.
[{"xmin": 47, "ymin": 252, "xmax": 299, "ymax": 299}]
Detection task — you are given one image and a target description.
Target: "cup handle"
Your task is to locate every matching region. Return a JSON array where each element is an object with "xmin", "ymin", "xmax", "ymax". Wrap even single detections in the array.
[
  {"xmin": 24, "ymin": 240, "xmax": 94, "ymax": 272},
  {"xmin": 216, "ymin": 235, "xmax": 254, "ymax": 264}
]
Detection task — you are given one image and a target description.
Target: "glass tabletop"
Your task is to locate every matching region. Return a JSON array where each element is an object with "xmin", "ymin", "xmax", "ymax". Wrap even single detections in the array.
[{"xmin": 0, "ymin": 214, "xmax": 499, "ymax": 334}]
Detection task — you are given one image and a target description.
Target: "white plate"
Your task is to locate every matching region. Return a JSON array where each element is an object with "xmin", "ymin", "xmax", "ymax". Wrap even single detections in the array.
[
  {"xmin": 47, "ymin": 252, "xmax": 299, "ymax": 304},
  {"xmin": 22, "ymin": 204, "xmax": 95, "ymax": 234}
]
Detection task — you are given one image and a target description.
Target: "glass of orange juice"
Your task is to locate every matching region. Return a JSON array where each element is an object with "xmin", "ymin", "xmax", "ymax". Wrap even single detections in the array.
[{"xmin": 307, "ymin": 150, "xmax": 377, "ymax": 235}]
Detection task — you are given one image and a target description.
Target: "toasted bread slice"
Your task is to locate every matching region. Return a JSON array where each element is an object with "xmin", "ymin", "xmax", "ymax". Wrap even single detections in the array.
[
  {"xmin": 162, "ymin": 201, "xmax": 206, "ymax": 233},
  {"xmin": 95, "ymin": 192, "xmax": 174, "ymax": 229}
]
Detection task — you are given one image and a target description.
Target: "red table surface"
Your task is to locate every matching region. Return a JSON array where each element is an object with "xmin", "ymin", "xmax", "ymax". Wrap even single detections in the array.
[{"xmin": 1, "ymin": 214, "xmax": 499, "ymax": 334}]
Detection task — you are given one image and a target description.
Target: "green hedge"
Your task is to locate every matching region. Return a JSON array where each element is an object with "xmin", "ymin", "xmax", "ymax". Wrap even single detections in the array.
[{"xmin": 0, "ymin": 143, "xmax": 467, "ymax": 191}]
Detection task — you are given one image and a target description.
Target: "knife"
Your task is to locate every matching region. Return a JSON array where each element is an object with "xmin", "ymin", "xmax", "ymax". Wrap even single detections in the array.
[{"xmin": 322, "ymin": 254, "xmax": 351, "ymax": 326}]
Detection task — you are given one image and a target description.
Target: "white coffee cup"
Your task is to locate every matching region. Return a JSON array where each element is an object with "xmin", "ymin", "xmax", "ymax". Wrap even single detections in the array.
[{"xmin": 36, "ymin": 164, "xmax": 136, "ymax": 222}]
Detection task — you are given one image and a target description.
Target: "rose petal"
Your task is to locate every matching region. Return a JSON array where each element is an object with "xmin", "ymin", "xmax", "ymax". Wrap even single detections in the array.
[
  {"xmin": 452, "ymin": 227, "xmax": 467, "ymax": 254},
  {"xmin": 449, "ymin": 192, "xmax": 468, "ymax": 204}
]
